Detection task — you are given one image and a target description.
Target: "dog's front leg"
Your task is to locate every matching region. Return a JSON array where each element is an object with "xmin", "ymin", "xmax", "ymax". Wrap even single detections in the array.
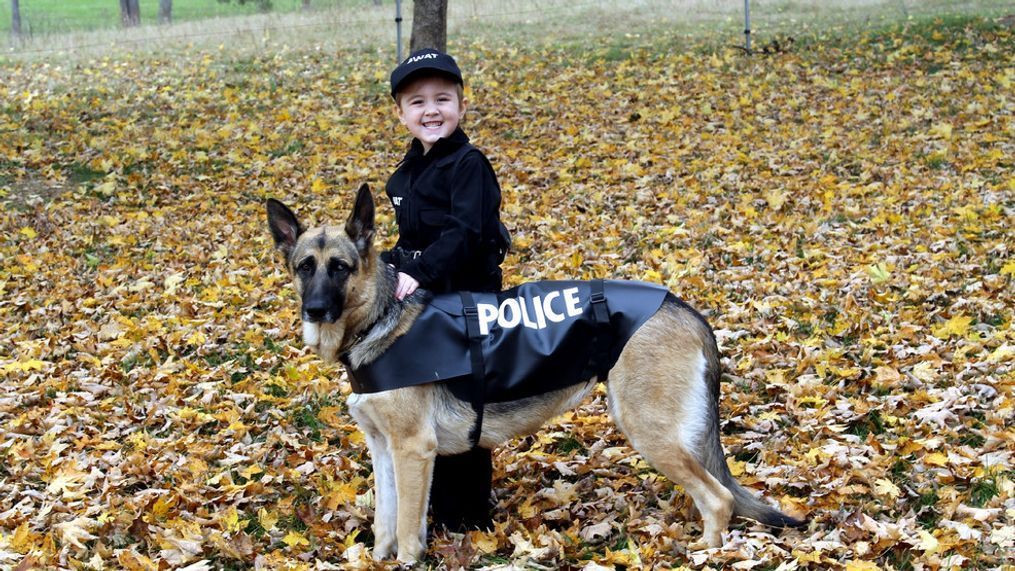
[
  {"xmin": 362, "ymin": 430, "xmax": 398, "ymax": 561},
  {"xmin": 390, "ymin": 428, "xmax": 437, "ymax": 563}
]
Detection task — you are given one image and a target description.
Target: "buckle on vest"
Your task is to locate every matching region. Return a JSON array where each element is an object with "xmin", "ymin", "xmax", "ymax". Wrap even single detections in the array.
[
  {"xmin": 463, "ymin": 305, "xmax": 479, "ymax": 318},
  {"xmin": 590, "ymin": 291, "xmax": 606, "ymax": 304}
]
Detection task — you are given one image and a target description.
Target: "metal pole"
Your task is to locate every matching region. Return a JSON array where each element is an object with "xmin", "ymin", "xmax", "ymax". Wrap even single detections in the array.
[
  {"xmin": 744, "ymin": 0, "xmax": 752, "ymax": 55},
  {"xmin": 395, "ymin": 0, "xmax": 404, "ymax": 62}
]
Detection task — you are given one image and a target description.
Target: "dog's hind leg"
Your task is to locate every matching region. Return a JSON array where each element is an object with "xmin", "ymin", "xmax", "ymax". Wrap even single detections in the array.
[
  {"xmin": 608, "ymin": 377, "xmax": 734, "ymax": 548},
  {"xmin": 607, "ymin": 307, "xmax": 735, "ymax": 548}
]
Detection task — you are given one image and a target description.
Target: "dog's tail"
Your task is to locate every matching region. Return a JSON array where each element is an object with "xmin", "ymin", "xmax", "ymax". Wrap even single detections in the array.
[{"xmin": 690, "ymin": 309, "xmax": 807, "ymax": 529}]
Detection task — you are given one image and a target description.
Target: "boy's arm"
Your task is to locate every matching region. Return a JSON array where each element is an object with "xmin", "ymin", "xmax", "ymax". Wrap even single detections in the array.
[{"xmin": 399, "ymin": 152, "xmax": 497, "ymax": 287}]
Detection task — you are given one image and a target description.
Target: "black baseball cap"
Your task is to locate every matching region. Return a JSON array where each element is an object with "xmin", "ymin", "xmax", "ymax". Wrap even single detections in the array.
[{"xmin": 389, "ymin": 48, "xmax": 464, "ymax": 99}]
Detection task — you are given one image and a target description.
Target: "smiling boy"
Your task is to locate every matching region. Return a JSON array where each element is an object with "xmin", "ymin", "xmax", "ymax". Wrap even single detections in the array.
[{"xmin": 380, "ymin": 48, "xmax": 511, "ymax": 531}]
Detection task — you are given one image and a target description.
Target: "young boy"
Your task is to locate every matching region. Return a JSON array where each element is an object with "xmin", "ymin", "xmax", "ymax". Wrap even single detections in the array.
[{"xmin": 381, "ymin": 48, "xmax": 510, "ymax": 531}]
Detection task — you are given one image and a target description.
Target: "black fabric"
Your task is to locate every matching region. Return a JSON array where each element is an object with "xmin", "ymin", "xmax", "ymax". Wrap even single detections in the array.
[
  {"xmin": 390, "ymin": 48, "xmax": 463, "ymax": 99},
  {"xmin": 345, "ymin": 280, "xmax": 669, "ymax": 402},
  {"xmin": 429, "ymin": 447, "xmax": 493, "ymax": 531},
  {"xmin": 382, "ymin": 128, "xmax": 509, "ymax": 295},
  {"xmin": 460, "ymin": 291, "xmax": 487, "ymax": 448}
]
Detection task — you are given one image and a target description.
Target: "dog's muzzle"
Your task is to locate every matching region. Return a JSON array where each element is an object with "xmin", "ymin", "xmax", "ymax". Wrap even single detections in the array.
[{"xmin": 301, "ymin": 307, "xmax": 337, "ymax": 324}]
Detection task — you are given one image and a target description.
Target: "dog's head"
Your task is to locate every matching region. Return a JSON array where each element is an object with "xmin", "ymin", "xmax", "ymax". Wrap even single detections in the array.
[{"xmin": 266, "ymin": 183, "xmax": 377, "ymax": 362}]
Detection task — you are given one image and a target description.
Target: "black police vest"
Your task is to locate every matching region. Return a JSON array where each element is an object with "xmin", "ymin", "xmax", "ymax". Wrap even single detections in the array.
[{"xmin": 344, "ymin": 280, "xmax": 669, "ymax": 403}]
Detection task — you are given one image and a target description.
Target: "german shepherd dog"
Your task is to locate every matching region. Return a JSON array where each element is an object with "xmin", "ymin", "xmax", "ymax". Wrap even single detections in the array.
[{"xmin": 266, "ymin": 185, "xmax": 804, "ymax": 563}]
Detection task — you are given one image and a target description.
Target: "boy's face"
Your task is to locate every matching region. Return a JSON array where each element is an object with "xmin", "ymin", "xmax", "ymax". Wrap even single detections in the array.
[{"xmin": 395, "ymin": 76, "xmax": 466, "ymax": 153}]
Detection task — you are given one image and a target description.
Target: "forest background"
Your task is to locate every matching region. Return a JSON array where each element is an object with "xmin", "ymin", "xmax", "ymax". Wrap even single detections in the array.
[{"xmin": 0, "ymin": 0, "xmax": 1013, "ymax": 569}]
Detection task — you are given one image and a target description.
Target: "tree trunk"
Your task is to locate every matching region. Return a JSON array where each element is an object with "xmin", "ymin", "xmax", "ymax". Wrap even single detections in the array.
[
  {"xmin": 410, "ymin": 0, "xmax": 447, "ymax": 52},
  {"xmin": 120, "ymin": 0, "xmax": 140, "ymax": 27},
  {"xmin": 11, "ymin": 0, "xmax": 21, "ymax": 38},
  {"xmin": 158, "ymin": 0, "xmax": 172, "ymax": 24},
  {"xmin": 302, "ymin": 0, "xmax": 311, "ymax": 8}
]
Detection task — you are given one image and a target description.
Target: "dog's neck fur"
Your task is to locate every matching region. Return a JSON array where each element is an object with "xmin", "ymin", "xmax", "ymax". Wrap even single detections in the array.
[{"xmin": 342, "ymin": 259, "xmax": 429, "ymax": 369}]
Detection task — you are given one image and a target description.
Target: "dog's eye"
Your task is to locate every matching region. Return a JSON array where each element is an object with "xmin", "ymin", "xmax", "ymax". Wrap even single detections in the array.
[
  {"xmin": 296, "ymin": 258, "xmax": 315, "ymax": 276},
  {"xmin": 328, "ymin": 258, "xmax": 350, "ymax": 276}
]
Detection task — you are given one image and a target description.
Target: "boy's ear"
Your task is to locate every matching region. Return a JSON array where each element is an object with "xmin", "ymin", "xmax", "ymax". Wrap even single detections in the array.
[
  {"xmin": 266, "ymin": 199, "xmax": 302, "ymax": 260},
  {"xmin": 345, "ymin": 183, "xmax": 375, "ymax": 256}
]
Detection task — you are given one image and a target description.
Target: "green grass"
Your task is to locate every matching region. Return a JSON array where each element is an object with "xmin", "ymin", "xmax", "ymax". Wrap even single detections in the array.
[{"xmin": 0, "ymin": 0, "xmax": 376, "ymax": 34}]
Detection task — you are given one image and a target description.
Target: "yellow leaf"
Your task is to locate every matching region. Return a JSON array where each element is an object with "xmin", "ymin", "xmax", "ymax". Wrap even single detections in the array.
[
  {"xmin": 923, "ymin": 452, "xmax": 948, "ymax": 467},
  {"xmin": 1000, "ymin": 260, "xmax": 1015, "ymax": 276},
  {"xmin": 910, "ymin": 361, "xmax": 938, "ymax": 382},
  {"xmin": 164, "ymin": 272, "xmax": 186, "ymax": 295},
  {"xmin": 187, "ymin": 330, "xmax": 207, "ymax": 346},
  {"xmin": 916, "ymin": 529, "xmax": 940, "ymax": 554},
  {"xmin": 866, "ymin": 263, "xmax": 891, "ymax": 284},
  {"xmin": 311, "ymin": 177, "xmax": 327, "ymax": 194},
  {"xmin": 282, "ymin": 530, "xmax": 310, "ymax": 548},
  {"xmin": 240, "ymin": 464, "xmax": 263, "ymax": 480},
  {"xmin": 874, "ymin": 366, "xmax": 902, "ymax": 385},
  {"xmin": 151, "ymin": 494, "xmax": 176, "ymax": 519},
  {"xmin": 343, "ymin": 529, "xmax": 360, "ymax": 548},
  {"xmin": 764, "ymin": 189, "xmax": 787, "ymax": 210},
  {"xmin": 797, "ymin": 395, "xmax": 828, "ymax": 408},
  {"xmin": 118, "ymin": 549, "xmax": 159, "ymax": 571},
  {"xmin": 19, "ymin": 226, "xmax": 37, "ymax": 238},
  {"xmin": 221, "ymin": 506, "xmax": 246, "ymax": 533},
  {"xmin": 932, "ymin": 315, "xmax": 972, "ymax": 338},
  {"xmin": 258, "ymin": 508, "xmax": 278, "ymax": 531},
  {"xmin": 1, "ymin": 358, "xmax": 46, "ymax": 373},
  {"xmin": 792, "ymin": 548, "xmax": 823, "ymax": 564},
  {"xmin": 873, "ymin": 478, "xmax": 901, "ymax": 500},
  {"xmin": 929, "ymin": 122, "xmax": 953, "ymax": 139},
  {"xmin": 318, "ymin": 406, "xmax": 344, "ymax": 428},
  {"xmin": 727, "ymin": 458, "xmax": 746, "ymax": 477},
  {"xmin": 11, "ymin": 522, "xmax": 36, "ymax": 553},
  {"xmin": 324, "ymin": 481, "xmax": 360, "ymax": 510},
  {"xmin": 844, "ymin": 561, "xmax": 880, "ymax": 571}
]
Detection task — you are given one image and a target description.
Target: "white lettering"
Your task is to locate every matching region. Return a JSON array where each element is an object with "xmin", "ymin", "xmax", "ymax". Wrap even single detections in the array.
[
  {"xmin": 543, "ymin": 291, "xmax": 565, "ymax": 323},
  {"xmin": 477, "ymin": 303, "xmax": 498, "ymax": 335},
  {"xmin": 406, "ymin": 53, "xmax": 439, "ymax": 64},
  {"xmin": 471, "ymin": 288, "xmax": 587, "ymax": 336},
  {"xmin": 563, "ymin": 287, "xmax": 583, "ymax": 318},
  {"xmin": 519, "ymin": 296, "xmax": 538, "ymax": 328},
  {"xmin": 392, "ymin": 196, "xmax": 403, "ymax": 206},
  {"xmin": 498, "ymin": 298, "xmax": 521, "ymax": 329},
  {"xmin": 530, "ymin": 295, "xmax": 548, "ymax": 329}
]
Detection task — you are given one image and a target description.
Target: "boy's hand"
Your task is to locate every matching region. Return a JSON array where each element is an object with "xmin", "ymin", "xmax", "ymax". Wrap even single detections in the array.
[{"xmin": 395, "ymin": 272, "xmax": 419, "ymax": 300}]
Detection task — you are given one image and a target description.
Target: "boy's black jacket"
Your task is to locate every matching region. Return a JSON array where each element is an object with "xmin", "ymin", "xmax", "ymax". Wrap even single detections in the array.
[{"xmin": 383, "ymin": 128, "xmax": 510, "ymax": 294}]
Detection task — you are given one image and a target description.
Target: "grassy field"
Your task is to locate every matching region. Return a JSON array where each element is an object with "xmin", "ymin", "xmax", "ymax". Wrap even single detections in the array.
[
  {"xmin": 0, "ymin": 0, "xmax": 377, "ymax": 33},
  {"xmin": 2, "ymin": 0, "xmax": 1013, "ymax": 60}
]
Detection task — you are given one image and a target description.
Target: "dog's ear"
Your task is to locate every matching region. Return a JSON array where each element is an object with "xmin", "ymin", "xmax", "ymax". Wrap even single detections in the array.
[
  {"xmin": 345, "ymin": 183, "xmax": 375, "ymax": 256},
  {"xmin": 266, "ymin": 199, "xmax": 303, "ymax": 259}
]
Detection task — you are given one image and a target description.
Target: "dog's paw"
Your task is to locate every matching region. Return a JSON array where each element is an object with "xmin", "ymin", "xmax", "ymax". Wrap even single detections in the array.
[
  {"xmin": 396, "ymin": 541, "xmax": 424, "ymax": 565},
  {"xmin": 372, "ymin": 539, "xmax": 396, "ymax": 561}
]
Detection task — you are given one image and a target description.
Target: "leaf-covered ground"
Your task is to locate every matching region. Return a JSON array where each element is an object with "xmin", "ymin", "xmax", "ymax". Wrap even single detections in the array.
[{"xmin": 1, "ymin": 16, "xmax": 1013, "ymax": 571}]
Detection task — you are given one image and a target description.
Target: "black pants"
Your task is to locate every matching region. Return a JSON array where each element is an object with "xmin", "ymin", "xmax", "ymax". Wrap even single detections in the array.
[{"xmin": 429, "ymin": 447, "xmax": 493, "ymax": 531}]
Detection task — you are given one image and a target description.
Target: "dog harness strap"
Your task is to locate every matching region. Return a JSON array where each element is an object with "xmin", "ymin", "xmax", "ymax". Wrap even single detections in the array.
[
  {"xmin": 589, "ymin": 279, "xmax": 612, "ymax": 380},
  {"xmin": 460, "ymin": 291, "xmax": 486, "ymax": 448}
]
